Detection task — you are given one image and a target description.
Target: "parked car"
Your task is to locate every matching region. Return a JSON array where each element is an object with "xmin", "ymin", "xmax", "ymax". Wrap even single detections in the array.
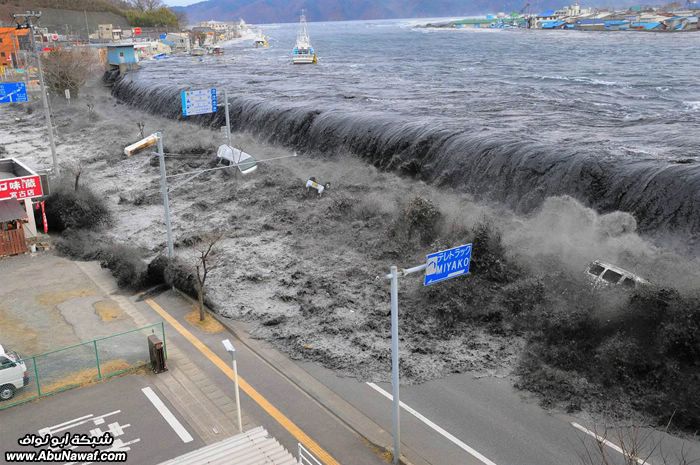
[
  {"xmin": 585, "ymin": 260, "xmax": 650, "ymax": 289},
  {"xmin": 0, "ymin": 344, "xmax": 29, "ymax": 401}
]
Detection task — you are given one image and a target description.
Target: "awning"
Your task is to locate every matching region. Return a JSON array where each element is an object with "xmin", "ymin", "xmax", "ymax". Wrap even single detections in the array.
[
  {"xmin": 0, "ymin": 199, "xmax": 28, "ymax": 223},
  {"xmin": 158, "ymin": 426, "xmax": 297, "ymax": 465}
]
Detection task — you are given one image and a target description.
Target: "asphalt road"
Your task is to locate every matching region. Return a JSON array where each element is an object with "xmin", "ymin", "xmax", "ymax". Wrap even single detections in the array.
[
  {"xmin": 142, "ymin": 291, "xmax": 386, "ymax": 465},
  {"xmin": 0, "ymin": 375, "xmax": 203, "ymax": 465},
  {"xmin": 133, "ymin": 290, "xmax": 700, "ymax": 465},
  {"xmin": 300, "ymin": 362, "xmax": 700, "ymax": 465}
]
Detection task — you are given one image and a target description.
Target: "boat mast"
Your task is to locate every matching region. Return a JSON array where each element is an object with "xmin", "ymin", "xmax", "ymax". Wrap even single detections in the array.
[{"xmin": 297, "ymin": 9, "xmax": 310, "ymax": 47}]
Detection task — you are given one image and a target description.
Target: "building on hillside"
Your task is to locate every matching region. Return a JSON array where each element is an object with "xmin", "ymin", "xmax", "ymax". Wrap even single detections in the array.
[
  {"xmin": 197, "ymin": 20, "xmax": 228, "ymax": 33},
  {"xmin": 98, "ymin": 24, "xmax": 114, "ymax": 41},
  {"xmin": 0, "ymin": 27, "xmax": 30, "ymax": 71}
]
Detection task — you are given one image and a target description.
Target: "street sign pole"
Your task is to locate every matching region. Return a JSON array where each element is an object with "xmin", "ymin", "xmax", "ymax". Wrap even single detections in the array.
[
  {"xmin": 389, "ymin": 265, "xmax": 402, "ymax": 465},
  {"xmin": 384, "ymin": 243, "xmax": 471, "ymax": 465},
  {"xmin": 224, "ymin": 89, "xmax": 232, "ymax": 147},
  {"xmin": 156, "ymin": 132, "xmax": 174, "ymax": 258},
  {"xmin": 386, "ymin": 263, "xmax": 426, "ymax": 465}
]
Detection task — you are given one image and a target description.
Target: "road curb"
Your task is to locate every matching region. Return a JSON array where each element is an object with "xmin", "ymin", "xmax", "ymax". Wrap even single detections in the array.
[{"xmin": 172, "ymin": 288, "xmax": 429, "ymax": 465}]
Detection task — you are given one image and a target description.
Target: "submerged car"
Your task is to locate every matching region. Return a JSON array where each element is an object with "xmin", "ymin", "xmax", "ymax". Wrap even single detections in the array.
[
  {"xmin": 0, "ymin": 344, "xmax": 29, "ymax": 401},
  {"xmin": 585, "ymin": 260, "xmax": 650, "ymax": 289}
]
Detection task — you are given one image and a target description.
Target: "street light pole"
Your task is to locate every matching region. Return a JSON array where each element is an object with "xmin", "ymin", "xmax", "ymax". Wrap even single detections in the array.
[
  {"xmin": 222, "ymin": 339, "xmax": 243, "ymax": 433},
  {"xmin": 156, "ymin": 132, "xmax": 174, "ymax": 258},
  {"xmin": 14, "ymin": 11, "xmax": 59, "ymax": 177}
]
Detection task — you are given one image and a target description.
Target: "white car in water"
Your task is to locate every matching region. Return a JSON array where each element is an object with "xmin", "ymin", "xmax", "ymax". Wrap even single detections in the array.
[
  {"xmin": 585, "ymin": 260, "xmax": 650, "ymax": 289},
  {"xmin": 0, "ymin": 344, "xmax": 29, "ymax": 401}
]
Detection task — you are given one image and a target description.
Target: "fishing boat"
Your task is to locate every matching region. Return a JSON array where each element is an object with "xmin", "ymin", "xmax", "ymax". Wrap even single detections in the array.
[
  {"xmin": 292, "ymin": 12, "xmax": 317, "ymax": 64},
  {"xmin": 190, "ymin": 47, "xmax": 205, "ymax": 57},
  {"xmin": 254, "ymin": 32, "xmax": 269, "ymax": 48}
]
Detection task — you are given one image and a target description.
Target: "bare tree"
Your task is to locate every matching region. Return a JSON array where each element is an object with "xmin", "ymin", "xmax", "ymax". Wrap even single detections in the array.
[
  {"xmin": 194, "ymin": 233, "xmax": 223, "ymax": 322},
  {"xmin": 577, "ymin": 421, "xmax": 699, "ymax": 465},
  {"xmin": 70, "ymin": 160, "xmax": 83, "ymax": 192},
  {"xmin": 130, "ymin": 0, "xmax": 163, "ymax": 11},
  {"xmin": 41, "ymin": 48, "xmax": 97, "ymax": 98}
]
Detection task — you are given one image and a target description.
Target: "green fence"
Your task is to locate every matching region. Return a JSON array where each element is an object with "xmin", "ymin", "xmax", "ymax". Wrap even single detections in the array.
[{"xmin": 1, "ymin": 322, "xmax": 166, "ymax": 409}]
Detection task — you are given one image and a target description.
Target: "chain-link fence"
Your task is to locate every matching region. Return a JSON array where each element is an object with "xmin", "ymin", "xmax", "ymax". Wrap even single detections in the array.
[{"xmin": 0, "ymin": 322, "xmax": 166, "ymax": 409}]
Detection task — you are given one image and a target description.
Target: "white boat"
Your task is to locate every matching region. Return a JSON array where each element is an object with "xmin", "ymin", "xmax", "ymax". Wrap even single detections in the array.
[
  {"xmin": 190, "ymin": 47, "xmax": 205, "ymax": 57},
  {"xmin": 254, "ymin": 32, "xmax": 269, "ymax": 48},
  {"xmin": 292, "ymin": 12, "xmax": 317, "ymax": 64}
]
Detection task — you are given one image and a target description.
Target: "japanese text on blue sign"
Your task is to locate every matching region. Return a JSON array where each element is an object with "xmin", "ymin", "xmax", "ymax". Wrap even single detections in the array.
[
  {"xmin": 0, "ymin": 82, "xmax": 28, "ymax": 104},
  {"xmin": 424, "ymin": 243, "xmax": 472, "ymax": 286}
]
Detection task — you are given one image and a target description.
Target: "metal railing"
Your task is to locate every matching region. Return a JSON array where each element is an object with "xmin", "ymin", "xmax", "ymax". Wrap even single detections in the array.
[
  {"xmin": 0, "ymin": 322, "xmax": 166, "ymax": 410},
  {"xmin": 298, "ymin": 443, "xmax": 323, "ymax": 465}
]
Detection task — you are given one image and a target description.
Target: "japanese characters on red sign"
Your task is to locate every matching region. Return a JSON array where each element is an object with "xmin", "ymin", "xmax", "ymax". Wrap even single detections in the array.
[{"xmin": 0, "ymin": 175, "xmax": 43, "ymax": 201}]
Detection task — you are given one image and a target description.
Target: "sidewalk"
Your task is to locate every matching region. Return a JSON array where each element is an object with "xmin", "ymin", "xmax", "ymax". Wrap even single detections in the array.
[
  {"xmin": 130, "ymin": 287, "xmax": 390, "ymax": 465},
  {"xmin": 76, "ymin": 261, "xmax": 251, "ymax": 446}
]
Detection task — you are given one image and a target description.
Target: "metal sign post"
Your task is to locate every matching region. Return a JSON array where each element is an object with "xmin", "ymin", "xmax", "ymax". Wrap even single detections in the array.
[
  {"xmin": 156, "ymin": 132, "xmax": 174, "ymax": 258},
  {"xmin": 389, "ymin": 265, "xmax": 402, "ymax": 465},
  {"xmin": 385, "ymin": 243, "xmax": 472, "ymax": 464}
]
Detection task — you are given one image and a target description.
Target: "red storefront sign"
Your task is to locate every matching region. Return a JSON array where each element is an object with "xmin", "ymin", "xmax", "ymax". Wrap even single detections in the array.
[{"xmin": 0, "ymin": 175, "xmax": 43, "ymax": 200}]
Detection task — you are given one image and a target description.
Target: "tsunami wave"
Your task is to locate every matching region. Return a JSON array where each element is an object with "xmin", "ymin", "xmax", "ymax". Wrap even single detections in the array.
[{"xmin": 111, "ymin": 77, "xmax": 700, "ymax": 248}]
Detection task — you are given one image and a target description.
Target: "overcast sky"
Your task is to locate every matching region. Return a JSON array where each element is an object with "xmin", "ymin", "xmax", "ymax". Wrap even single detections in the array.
[{"xmin": 162, "ymin": 0, "xmax": 194, "ymax": 6}]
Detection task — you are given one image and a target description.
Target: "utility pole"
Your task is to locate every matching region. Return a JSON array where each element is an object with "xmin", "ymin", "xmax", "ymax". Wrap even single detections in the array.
[
  {"xmin": 156, "ymin": 132, "xmax": 175, "ymax": 258},
  {"xmin": 13, "ymin": 11, "xmax": 60, "ymax": 177}
]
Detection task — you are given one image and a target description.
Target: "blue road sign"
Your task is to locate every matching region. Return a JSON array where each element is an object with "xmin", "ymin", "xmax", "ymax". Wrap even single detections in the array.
[
  {"xmin": 181, "ymin": 88, "xmax": 217, "ymax": 117},
  {"xmin": 424, "ymin": 243, "xmax": 472, "ymax": 286},
  {"xmin": 0, "ymin": 82, "xmax": 28, "ymax": 104}
]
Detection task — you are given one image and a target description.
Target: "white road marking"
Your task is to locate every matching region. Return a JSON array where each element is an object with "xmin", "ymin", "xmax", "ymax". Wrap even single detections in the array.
[
  {"xmin": 142, "ymin": 387, "xmax": 193, "ymax": 443},
  {"xmin": 571, "ymin": 422, "xmax": 652, "ymax": 465},
  {"xmin": 39, "ymin": 411, "xmax": 121, "ymax": 436},
  {"xmin": 366, "ymin": 382, "xmax": 498, "ymax": 465}
]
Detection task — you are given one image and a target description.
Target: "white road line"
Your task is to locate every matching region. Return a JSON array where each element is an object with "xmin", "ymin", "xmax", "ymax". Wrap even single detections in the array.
[
  {"xmin": 366, "ymin": 382, "xmax": 498, "ymax": 465},
  {"xmin": 142, "ymin": 387, "xmax": 193, "ymax": 443},
  {"xmin": 571, "ymin": 422, "xmax": 652, "ymax": 465}
]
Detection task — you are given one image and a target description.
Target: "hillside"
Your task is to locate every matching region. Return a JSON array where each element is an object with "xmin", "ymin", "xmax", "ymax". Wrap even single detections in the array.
[
  {"xmin": 0, "ymin": 1, "xmax": 126, "ymax": 20},
  {"xmin": 0, "ymin": 1, "xmax": 177, "ymax": 31},
  {"xmin": 174, "ymin": 0, "xmax": 635, "ymax": 23}
]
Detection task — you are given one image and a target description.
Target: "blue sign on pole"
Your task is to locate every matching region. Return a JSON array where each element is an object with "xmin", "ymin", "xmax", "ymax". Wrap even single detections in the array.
[
  {"xmin": 180, "ymin": 88, "xmax": 217, "ymax": 117},
  {"xmin": 424, "ymin": 243, "xmax": 472, "ymax": 286},
  {"xmin": 0, "ymin": 82, "xmax": 28, "ymax": 104}
]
